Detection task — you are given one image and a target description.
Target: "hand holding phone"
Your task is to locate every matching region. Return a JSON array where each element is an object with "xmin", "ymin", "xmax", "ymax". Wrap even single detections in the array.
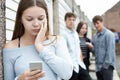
[{"xmin": 18, "ymin": 69, "xmax": 44, "ymax": 80}]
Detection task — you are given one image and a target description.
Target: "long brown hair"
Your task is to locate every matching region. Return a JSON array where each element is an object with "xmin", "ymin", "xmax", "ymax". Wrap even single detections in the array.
[
  {"xmin": 76, "ymin": 21, "xmax": 88, "ymax": 37},
  {"xmin": 12, "ymin": 0, "xmax": 49, "ymax": 40}
]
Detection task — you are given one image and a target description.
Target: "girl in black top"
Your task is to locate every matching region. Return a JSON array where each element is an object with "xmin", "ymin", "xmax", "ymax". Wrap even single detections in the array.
[{"xmin": 76, "ymin": 21, "xmax": 93, "ymax": 72}]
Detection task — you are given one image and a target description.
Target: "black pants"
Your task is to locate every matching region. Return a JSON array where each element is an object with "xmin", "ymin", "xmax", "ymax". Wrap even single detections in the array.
[
  {"xmin": 69, "ymin": 66, "xmax": 92, "ymax": 80},
  {"xmin": 83, "ymin": 58, "xmax": 90, "ymax": 72},
  {"xmin": 96, "ymin": 66, "xmax": 113, "ymax": 80}
]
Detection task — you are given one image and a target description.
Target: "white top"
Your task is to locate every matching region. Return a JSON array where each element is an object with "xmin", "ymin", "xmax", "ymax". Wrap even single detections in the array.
[{"xmin": 60, "ymin": 27, "xmax": 86, "ymax": 73}]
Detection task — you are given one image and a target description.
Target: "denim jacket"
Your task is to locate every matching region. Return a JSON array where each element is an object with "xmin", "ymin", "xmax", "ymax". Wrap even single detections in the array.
[{"xmin": 92, "ymin": 28, "xmax": 116, "ymax": 72}]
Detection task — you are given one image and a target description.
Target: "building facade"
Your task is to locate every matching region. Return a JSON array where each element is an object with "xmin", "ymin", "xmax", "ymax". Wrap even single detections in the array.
[{"xmin": 6, "ymin": 0, "xmax": 93, "ymax": 41}]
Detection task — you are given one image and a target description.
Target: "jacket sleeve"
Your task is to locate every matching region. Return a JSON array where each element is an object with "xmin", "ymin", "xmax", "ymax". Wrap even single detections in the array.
[{"xmin": 39, "ymin": 37, "xmax": 73, "ymax": 79}]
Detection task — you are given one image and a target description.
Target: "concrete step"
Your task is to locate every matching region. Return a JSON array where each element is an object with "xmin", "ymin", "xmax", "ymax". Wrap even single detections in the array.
[{"xmin": 113, "ymin": 70, "xmax": 120, "ymax": 80}]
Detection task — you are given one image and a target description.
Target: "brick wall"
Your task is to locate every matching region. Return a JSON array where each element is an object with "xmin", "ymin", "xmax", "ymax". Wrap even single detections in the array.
[{"xmin": 103, "ymin": 1, "xmax": 120, "ymax": 32}]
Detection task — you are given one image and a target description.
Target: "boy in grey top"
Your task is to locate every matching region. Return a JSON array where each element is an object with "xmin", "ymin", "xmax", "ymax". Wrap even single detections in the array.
[{"xmin": 89, "ymin": 15, "xmax": 116, "ymax": 80}]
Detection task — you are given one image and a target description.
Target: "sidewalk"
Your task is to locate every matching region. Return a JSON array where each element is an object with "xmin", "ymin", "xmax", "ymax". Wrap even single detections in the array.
[{"xmin": 89, "ymin": 57, "xmax": 120, "ymax": 80}]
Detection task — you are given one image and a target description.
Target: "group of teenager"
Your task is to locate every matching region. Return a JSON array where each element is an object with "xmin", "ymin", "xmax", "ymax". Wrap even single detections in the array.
[{"xmin": 3, "ymin": 0, "xmax": 116, "ymax": 80}]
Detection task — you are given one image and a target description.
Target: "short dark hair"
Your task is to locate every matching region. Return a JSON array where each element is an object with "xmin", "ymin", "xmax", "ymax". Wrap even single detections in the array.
[
  {"xmin": 92, "ymin": 15, "xmax": 103, "ymax": 23},
  {"xmin": 64, "ymin": 12, "xmax": 76, "ymax": 21}
]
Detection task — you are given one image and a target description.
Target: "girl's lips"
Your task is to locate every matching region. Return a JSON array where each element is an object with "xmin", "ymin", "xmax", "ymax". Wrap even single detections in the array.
[{"xmin": 32, "ymin": 29, "xmax": 40, "ymax": 32}]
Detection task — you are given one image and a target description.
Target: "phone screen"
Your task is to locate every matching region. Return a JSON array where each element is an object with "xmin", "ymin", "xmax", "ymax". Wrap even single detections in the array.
[{"xmin": 29, "ymin": 61, "xmax": 42, "ymax": 71}]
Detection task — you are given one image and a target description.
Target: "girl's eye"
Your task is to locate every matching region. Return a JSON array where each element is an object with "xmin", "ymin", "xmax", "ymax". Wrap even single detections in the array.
[
  {"xmin": 38, "ymin": 18, "xmax": 44, "ymax": 21},
  {"xmin": 26, "ymin": 18, "xmax": 33, "ymax": 21}
]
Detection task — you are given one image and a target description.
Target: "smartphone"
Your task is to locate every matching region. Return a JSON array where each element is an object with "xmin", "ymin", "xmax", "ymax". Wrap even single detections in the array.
[{"xmin": 29, "ymin": 61, "xmax": 42, "ymax": 71}]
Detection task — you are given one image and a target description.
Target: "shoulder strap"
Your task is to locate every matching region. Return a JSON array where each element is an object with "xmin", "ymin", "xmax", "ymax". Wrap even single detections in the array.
[{"xmin": 18, "ymin": 37, "xmax": 20, "ymax": 48}]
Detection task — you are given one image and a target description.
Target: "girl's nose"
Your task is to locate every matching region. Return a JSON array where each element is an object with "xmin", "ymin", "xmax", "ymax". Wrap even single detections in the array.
[{"xmin": 33, "ymin": 20, "xmax": 39, "ymax": 27}]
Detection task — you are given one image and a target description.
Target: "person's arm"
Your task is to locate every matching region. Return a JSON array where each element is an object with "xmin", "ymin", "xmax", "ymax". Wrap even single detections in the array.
[
  {"xmin": 102, "ymin": 33, "xmax": 116, "ymax": 68},
  {"xmin": 3, "ymin": 49, "xmax": 45, "ymax": 80},
  {"xmin": 86, "ymin": 38, "xmax": 94, "ymax": 50},
  {"xmin": 3, "ymin": 50, "xmax": 16, "ymax": 80},
  {"xmin": 88, "ymin": 37, "xmax": 95, "ymax": 55},
  {"xmin": 39, "ymin": 37, "xmax": 73, "ymax": 79},
  {"xmin": 86, "ymin": 42, "xmax": 94, "ymax": 54},
  {"xmin": 34, "ymin": 20, "xmax": 73, "ymax": 79}
]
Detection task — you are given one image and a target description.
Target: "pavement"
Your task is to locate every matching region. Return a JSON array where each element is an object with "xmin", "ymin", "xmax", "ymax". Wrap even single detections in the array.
[{"xmin": 89, "ymin": 56, "xmax": 120, "ymax": 80}]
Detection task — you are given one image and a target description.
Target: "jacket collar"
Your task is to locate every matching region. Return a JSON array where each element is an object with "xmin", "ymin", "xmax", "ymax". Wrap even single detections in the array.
[{"xmin": 97, "ymin": 27, "xmax": 106, "ymax": 36}]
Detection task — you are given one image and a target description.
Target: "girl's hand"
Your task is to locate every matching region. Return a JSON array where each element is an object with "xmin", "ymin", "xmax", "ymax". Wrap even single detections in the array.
[
  {"xmin": 35, "ymin": 19, "xmax": 47, "ymax": 52},
  {"xmin": 18, "ymin": 70, "xmax": 45, "ymax": 80},
  {"xmin": 86, "ymin": 42, "xmax": 93, "ymax": 49}
]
